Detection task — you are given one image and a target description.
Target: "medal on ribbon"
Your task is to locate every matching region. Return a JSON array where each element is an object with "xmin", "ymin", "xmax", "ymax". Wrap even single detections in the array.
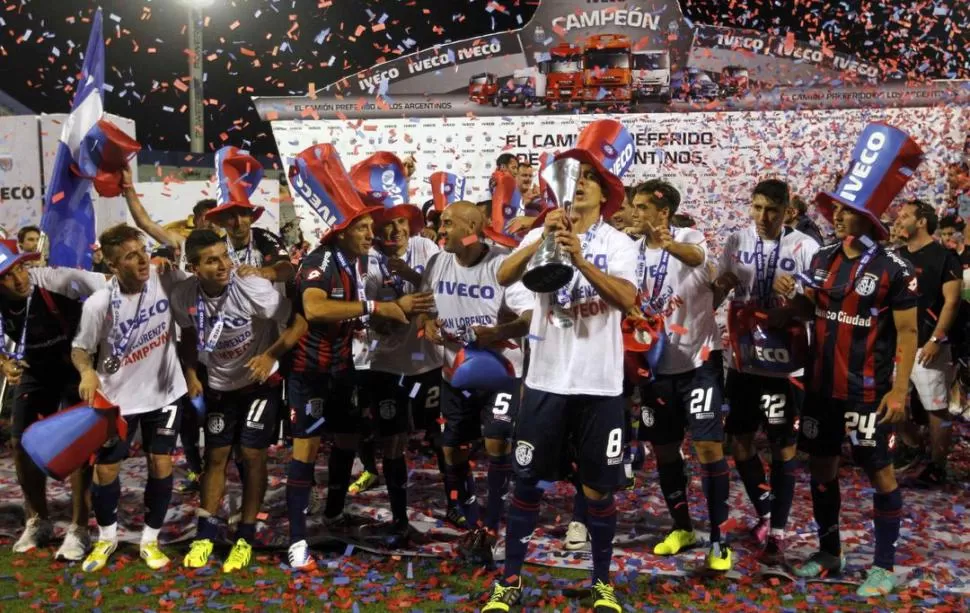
[{"xmin": 103, "ymin": 279, "xmax": 148, "ymax": 374}]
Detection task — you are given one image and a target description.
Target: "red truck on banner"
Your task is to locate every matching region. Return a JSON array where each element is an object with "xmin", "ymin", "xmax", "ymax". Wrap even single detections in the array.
[
  {"xmin": 543, "ymin": 43, "xmax": 582, "ymax": 110},
  {"xmin": 468, "ymin": 72, "xmax": 499, "ymax": 105},
  {"xmin": 582, "ymin": 34, "xmax": 632, "ymax": 106}
]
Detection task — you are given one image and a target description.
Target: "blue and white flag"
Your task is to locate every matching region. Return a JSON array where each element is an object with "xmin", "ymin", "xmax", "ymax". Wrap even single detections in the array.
[{"xmin": 40, "ymin": 9, "xmax": 105, "ymax": 269}]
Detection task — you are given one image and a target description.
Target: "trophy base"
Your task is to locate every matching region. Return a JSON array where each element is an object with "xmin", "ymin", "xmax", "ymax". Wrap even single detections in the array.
[{"xmin": 522, "ymin": 262, "xmax": 574, "ymax": 293}]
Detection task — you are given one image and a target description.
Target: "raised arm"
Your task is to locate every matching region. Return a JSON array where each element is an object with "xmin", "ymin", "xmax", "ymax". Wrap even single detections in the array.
[{"xmin": 121, "ymin": 166, "xmax": 184, "ymax": 249}]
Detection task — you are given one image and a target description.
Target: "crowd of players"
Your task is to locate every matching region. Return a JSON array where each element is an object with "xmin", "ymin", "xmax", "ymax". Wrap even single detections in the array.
[{"xmin": 1, "ymin": 121, "xmax": 968, "ymax": 612}]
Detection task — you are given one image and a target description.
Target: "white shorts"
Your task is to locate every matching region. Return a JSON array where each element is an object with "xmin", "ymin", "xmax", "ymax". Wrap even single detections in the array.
[{"xmin": 909, "ymin": 344, "xmax": 952, "ymax": 413}]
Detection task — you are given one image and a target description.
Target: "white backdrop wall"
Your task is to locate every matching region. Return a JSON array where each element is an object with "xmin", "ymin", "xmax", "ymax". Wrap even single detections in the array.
[
  {"xmin": 271, "ymin": 106, "xmax": 967, "ymax": 251},
  {"xmin": 0, "ymin": 116, "xmax": 44, "ymax": 237},
  {"xmin": 134, "ymin": 179, "xmax": 281, "ymax": 240}
]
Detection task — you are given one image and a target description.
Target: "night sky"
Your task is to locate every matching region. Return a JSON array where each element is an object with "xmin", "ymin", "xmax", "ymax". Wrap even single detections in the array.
[{"xmin": 0, "ymin": 0, "xmax": 966, "ymax": 158}]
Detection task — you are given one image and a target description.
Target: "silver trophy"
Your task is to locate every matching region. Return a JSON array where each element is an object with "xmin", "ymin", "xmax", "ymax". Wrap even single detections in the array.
[{"xmin": 522, "ymin": 158, "xmax": 581, "ymax": 293}]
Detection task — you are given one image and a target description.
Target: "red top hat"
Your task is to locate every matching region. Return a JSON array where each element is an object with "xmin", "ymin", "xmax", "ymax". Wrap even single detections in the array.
[
  {"xmin": 76, "ymin": 119, "xmax": 142, "ymax": 198},
  {"xmin": 0, "ymin": 240, "xmax": 40, "ymax": 276},
  {"xmin": 555, "ymin": 119, "xmax": 634, "ymax": 219},
  {"xmin": 816, "ymin": 122, "xmax": 924, "ymax": 240},
  {"xmin": 350, "ymin": 152, "xmax": 423, "ymax": 236},
  {"xmin": 429, "ymin": 171, "xmax": 467, "ymax": 218},
  {"xmin": 484, "ymin": 171, "xmax": 526, "ymax": 248},
  {"xmin": 205, "ymin": 146, "xmax": 266, "ymax": 222},
  {"xmin": 289, "ymin": 144, "xmax": 382, "ymax": 243}
]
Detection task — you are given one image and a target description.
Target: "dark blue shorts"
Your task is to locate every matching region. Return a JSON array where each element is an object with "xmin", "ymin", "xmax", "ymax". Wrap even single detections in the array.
[
  {"xmin": 12, "ymin": 369, "xmax": 80, "ymax": 439},
  {"xmin": 97, "ymin": 403, "xmax": 183, "ymax": 464},
  {"xmin": 204, "ymin": 380, "xmax": 282, "ymax": 449},
  {"xmin": 798, "ymin": 393, "xmax": 895, "ymax": 470},
  {"xmin": 512, "ymin": 387, "xmax": 626, "ymax": 492},
  {"xmin": 638, "ymin": 354, "xmax": 726, "ymax": 445},
  {"xmin": 440, "ymin": 378, "xmax": 520, "ymax": 447},
  {"xmin": 287, "ymin": 370, "xmax": 358, "ymax": 437},
  {"xmin": 725, "ymin": 370, "xmax": 803, "ymax": 448}
]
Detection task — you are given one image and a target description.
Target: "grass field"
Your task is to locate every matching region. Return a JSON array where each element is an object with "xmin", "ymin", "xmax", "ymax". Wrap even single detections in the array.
[{"xmin": 0, "ymin": 540, "xmax": 964, "ymax": 612}]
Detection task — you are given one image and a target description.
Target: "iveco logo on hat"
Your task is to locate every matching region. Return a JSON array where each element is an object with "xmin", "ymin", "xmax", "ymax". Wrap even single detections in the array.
[{"xmin": 838, "ymin": 131, "xmax": 887, "ymax": 203}]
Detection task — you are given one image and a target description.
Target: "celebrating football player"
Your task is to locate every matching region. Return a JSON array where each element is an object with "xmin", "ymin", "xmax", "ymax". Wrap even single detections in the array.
[{"xmin": 71, "ymin": 224, "xmax": 188, "ymax": 572}]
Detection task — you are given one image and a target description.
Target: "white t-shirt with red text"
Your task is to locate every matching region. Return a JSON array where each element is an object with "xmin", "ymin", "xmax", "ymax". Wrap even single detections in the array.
[
  {"xmin": 170, "ymin": 273, "xmax": 291, "ymax": 392},
  {"xmin": 73, "ymin": 267, "xmax": 188, "ymax": 416},
  {"xmin": 514, "ymin": 222, "xmax": 638, "ymax": 396}
]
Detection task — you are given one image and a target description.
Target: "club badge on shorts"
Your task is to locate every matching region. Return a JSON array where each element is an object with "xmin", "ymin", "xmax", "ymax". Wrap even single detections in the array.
[
  {"xmin": 514, "ymin": 441, "xmax": 535, "ymax": 467},
  {"xmin": 207, "ymin": 413, "xmax": 225, "ymax": 435},
  {"xmin": 802, "ymin": 416, "xmax": 819, "ymax": 439},
  {"xmin": 307, "ymin": 398, "xmax": 324, "ymax": 419},
  {"xmin": 379, "ymin": 399, "xmax": 396, "ymax": 420},
  {"xmin": 640, "ymin": 406, "xmax": 655, "ymax": 428}
]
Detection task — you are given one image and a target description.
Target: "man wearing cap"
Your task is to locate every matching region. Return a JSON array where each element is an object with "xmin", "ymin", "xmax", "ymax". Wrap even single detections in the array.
[
  {"xmin": 711, "ymin": 179, "xmax": 819, "ymax": 566},
  {"xmin": 71, "ymin": 224, "xmax": 189, "ymax": 572},
  {"xmin": 626, "ymin": 179, "xmax": 734, "ymax": 572},
  {"xmin": 485, "ymin": 120, "xmax": 638, "ymax": 612},
  {"xmin": 173, "ymin": 229, "xmax": 306, "ymax": 572},
  {"xmin": 346, "ymin": 152, "xmax": 445, "ymax": 531},
  {"xmin": 121, "ymin": 150, "xmax": 291, "ymax": 283},
  {"xmin": 486, "ymin": 172, "xmax": 530, "ymax": 253},
  {"xmin": 0, "ymin": 241, "xmax": 107, "ymax": 560},
  {"xmin": 284, "ymin": 144, "xmax": 435, "ymax": 569},
  {"xmin": 771, "ymin": 124, "xmax": 921, "ymax": 596},
  {"xmin": 418, "ymin": 200, "xmax": 532, "ymax": 564},
  {"xmin": 893, "ymin": 200, "xmax": 961, "ymax": 486}
]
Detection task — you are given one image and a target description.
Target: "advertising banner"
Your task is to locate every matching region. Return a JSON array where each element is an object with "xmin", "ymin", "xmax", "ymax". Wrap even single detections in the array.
[
  {"xmin": 0, "ymin": 116, "xmax": 44, "ymax": 237},
  {"xmin": 271, "ymin": 106, "xmax": 967, "ymax": 249},
  {"xmin": 254, "ymin": 0, "xmax": 970, "ymax": 120}
]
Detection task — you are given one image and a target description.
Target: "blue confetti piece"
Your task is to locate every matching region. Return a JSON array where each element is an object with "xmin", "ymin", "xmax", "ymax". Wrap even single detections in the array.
[
  {"xmin": 411, "ymin": 352, "xmax": 425, "ymax": 361},
  {"xmin": 305, "ymin": 417, "xmax": 326, "ymax": 434},
  {"xmin": 410, "ymin": 382, "xmax": 421, "ymax": 398},
  {"xmin": 527, "ymin": 334, "xmax": 544, "ymax": 341},
  {"xmin": 343, "ymin": 544, "xmax": 354, "ymax": 557},
  {"xmin": 407, "ymin": 561, "xmax": 413, "ymax": 579},
  {"xmin": 333, "ymin": 576, "xmax": 350, "ymax": 585}
]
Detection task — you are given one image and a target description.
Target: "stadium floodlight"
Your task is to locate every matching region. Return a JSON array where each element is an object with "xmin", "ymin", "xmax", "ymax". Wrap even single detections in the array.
[{"xmin": 177, "ymin": 0, "xmax": 215, "ymax": 152}]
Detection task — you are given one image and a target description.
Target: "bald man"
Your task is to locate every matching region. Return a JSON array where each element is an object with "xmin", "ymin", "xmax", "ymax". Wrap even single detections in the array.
[{"xmin": 419, "ymin": 201, "xmax": 533, "ymax": 564}]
